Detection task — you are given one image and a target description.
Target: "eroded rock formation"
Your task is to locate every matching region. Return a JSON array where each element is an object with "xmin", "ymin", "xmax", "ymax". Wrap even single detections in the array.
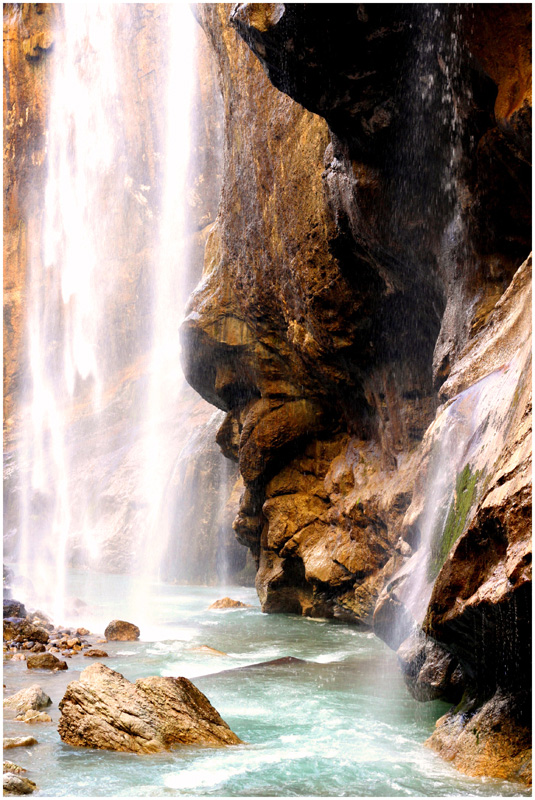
[
  {"xmin": 182, "ymin": 3, "xmax": 531, "ymax": 783},
  {"xmin": 58, "ymin": 662, "xmax": 242, "ymax": 752}
]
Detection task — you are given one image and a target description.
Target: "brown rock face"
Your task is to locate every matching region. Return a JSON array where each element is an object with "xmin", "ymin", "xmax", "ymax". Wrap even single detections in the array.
[
  {"xmin": 58, "ymin": 662, "xmax": 242, "ymax": 752},
  {"xmin": 182, "ymin": 3, "xmax": 531, "ymax": 782}
]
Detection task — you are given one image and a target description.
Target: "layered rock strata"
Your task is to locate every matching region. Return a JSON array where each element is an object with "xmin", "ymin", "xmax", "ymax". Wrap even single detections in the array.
[{"xmin": 182, "ymin": 3, "xmax": 531, "ymax": 783}]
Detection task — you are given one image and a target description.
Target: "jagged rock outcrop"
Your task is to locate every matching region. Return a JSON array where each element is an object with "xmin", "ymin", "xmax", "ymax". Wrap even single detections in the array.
[
  {"xmin": 182, "ymin": 3, "xmax": 531, "ymax": 782},
  {"xmin": 58, "ymin": 662, "xmax": 242, "ymax": 752}
]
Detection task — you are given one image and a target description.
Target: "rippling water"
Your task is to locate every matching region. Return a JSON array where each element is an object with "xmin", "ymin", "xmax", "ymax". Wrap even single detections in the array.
[{"xmin": 3, "ymin": 574, "xmax": 529, "ymax": 797}]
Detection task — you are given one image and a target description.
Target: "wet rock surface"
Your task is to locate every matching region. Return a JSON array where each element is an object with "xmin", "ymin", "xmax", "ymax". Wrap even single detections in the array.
[
  {"xmin": 426, "ymin": 690, "xmax": 532, "ymax": 785},
  {"xmin": 104, "ymin": 620, "xmax": 140, "ymax": 641},
  {"xmin": 58, "ymin": 662, "xmax": 242, "ymax": 752},
  {"xmin": 183, "ymin": 3, "xmax": 531, "ymax": 783},
  {"xmin": 208, "ymin": 597, "xmax": 250, "ymax": 609}
]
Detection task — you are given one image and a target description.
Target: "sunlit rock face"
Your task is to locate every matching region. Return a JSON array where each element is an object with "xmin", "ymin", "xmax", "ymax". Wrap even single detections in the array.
[{"xmin": 182, "ymin": 3, "xmax": 531, "ymax": 782}]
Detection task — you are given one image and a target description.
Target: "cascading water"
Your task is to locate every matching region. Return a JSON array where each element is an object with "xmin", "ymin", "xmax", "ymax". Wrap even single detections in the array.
[
  {"xmin": 17, "ymin": 4, "xmax": 124, "ymax": 623},
  {"xmin": 10, "ymin": 5, "xmax": 232, "ymax": 627},
  {"xmin": 394, "ymin": 354, "xmax": 526, "ymax": 632}
]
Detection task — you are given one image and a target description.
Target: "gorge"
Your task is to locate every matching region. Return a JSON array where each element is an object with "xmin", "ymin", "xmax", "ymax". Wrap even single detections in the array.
[{"xmin": 3, "ymin": 2, "xmax": 532, "ymax": 796}]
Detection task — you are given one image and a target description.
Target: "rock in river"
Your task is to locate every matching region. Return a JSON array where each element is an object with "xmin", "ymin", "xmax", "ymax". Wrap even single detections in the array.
[
  {"xmin": 3, "ymin": 737, "xmax": 38, "ymax": 750},
  {"xmin": 104, "ymin": 619, "xmax": 140, "ymax": 641},
  {"xmin": 3, "ymin": 772, "xmax": 37, "ymax": 795},
  {"xmin": 3, "ymin": 684, "xmax": 52, "ymax": 713},
  {"xmin": 208, "ymin": 597, "xmax": 250, "ymax": 610},
  {"xmin": 26, "ymin": 653, "xmax": 67, "ymax": 671},
  {"xmin": 83, "ymin": 648, "xmax": 109, "ymax": 658},
  {"xmin": 58, "ymin": 662, "xmax": 242, "ymax": 752}
]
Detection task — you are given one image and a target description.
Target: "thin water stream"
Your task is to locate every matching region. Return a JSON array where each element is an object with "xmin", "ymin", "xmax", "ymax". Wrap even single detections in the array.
[{"xmin": 3, "ymin": 576, "xmax": 529, "ymax": 797}]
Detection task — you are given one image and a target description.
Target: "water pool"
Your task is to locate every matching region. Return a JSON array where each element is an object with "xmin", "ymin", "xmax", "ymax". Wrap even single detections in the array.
[{"xmin": 3, "ymin": 575, "xmax": 529, "ymax": 797}]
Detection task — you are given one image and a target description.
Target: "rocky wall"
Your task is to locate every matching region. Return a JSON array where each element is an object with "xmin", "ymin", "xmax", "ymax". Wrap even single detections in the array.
[{"xmin": 182, "ymin": 3, "xmax": 531, "ymax": 783}]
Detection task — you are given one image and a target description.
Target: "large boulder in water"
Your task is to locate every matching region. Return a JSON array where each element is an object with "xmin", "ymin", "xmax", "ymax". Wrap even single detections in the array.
[
  {"xmin": 58, "ymin": 662, "xmax": 242, "ymax": 753},
  {"xmin": 104, "ymin": 619, "xmax": 140, "ymax": 641}
]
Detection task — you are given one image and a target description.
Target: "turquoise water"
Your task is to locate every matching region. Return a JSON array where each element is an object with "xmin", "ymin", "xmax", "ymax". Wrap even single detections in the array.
[{"xmin": 3, "ymin": 574, "xmax": 529, "ymax": 797}]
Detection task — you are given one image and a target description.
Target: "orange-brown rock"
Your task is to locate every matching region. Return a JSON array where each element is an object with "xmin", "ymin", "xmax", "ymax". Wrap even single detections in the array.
[
  {"xmin": 182, "ymin": 3, "xmax": 531, "ymax": 782},
  {"xmin": 58, "ymin": 662, "xmax": 242, "ymax": 752},
  {"xmin": 104, "ymin": 620, "xmax": 140, "ymax": 642},
  {"xmin": 208, "ymin": 597, "xmax": 250, "ymax": 609},
  {"xmin": 426, "ymin": 691, "xmax": 532, "ymax": 786}
]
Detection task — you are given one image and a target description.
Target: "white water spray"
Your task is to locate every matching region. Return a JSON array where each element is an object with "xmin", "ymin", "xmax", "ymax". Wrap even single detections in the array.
[{"xmin": 11, "ymin": 5, "xmax": 230, "ymax": 627}]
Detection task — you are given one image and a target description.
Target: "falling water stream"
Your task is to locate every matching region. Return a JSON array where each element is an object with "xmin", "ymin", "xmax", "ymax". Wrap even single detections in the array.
[{"xmin": 11, "ymin": 4, "xmax": 221, "ymax": 627}]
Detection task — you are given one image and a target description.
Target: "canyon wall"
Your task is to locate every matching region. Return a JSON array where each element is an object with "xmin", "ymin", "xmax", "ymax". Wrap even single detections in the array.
[{"xmin": 182, "ymin": 3, "xmax": 531, "ymax": 782}]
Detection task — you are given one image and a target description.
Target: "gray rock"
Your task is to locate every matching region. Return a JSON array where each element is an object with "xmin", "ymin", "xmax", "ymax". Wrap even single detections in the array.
[
  {"xmin": 3, "ymin": 772, "xmax": 37, "ymax": 795},
  {"xmin": 3, "ymin": 684, "xmax": 52, "ymax": 713},
  {"xmin": 3, "ymin": 600, "xmax": 26, "ymax": 619}
]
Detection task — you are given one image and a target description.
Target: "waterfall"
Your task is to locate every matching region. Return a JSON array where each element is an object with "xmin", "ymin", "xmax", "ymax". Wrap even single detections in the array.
[
  {"xmin": 10, "ymin": 5, "xmax": 229, "ymax": 626},
  {"xmin": 393, "ymin": 353, "xmax": 525, "ymax": 636}
]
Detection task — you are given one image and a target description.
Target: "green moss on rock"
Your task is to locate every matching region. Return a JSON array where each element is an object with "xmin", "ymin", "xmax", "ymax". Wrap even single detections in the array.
[{"xmin": 428, "ymin": 464, "xmax": 480, "ymax": 581}]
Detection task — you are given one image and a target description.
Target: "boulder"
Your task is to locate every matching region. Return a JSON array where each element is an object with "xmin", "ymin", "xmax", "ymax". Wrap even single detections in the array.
[
  {"xmin": 26, "ymin": 653, "xmax": 67, "ymax": 671},
  {"xmin": 208, "ymin": 597, "xmax": 250, "ymax": 610},
  {"xmin": 426, "ymin": 690, "xmax": 532, "ymax": 785},
  {"xmin": 3, "ymin": 600, "xmax": 26, "ymax": 619},
  {"xmin": 104, "ymin": 620, "xmax": 140, "ymax": 641},
  {"xmin": 83, "ymin": 649, "xmax": 109, "ymax": 658},
  {"xmin": 58, "ymin": 662, "xmax": 242, "ymax": 753},
  {"xmin": 2, "ymin": 737, "xmax": 37, "ymax": 750},
  {"xmin": 3, "ymin": 619, "xmax": 49, "ymax": 644},
  {"xmin": 3, "ymin": 773, "xmax": 37, "ymax": 795},
  {"xmin": 3, "ymin": 685, "xmax": 52, "ymax": 713}
]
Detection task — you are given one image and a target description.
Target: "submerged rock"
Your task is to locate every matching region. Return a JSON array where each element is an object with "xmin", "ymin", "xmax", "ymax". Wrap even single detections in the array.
[
  {"xmin": 3, "ymin": 685, "xmax": 52, "ymax": 714},
  {"xmin": 104, "ymin": 620, "xmax": 140, "ymax": 641},
  {"xmin": 26, "ymin": 653, "xmax": 67, "ymax": 671},
  {"xmin": 208, "ymin": 597, "xmax": 250, "ymax": 610},
  {"xmin": 15, "ymin": 710, "xmax": 52, "ymax": 724},
  {"xmin": 58, "ymin": 662, "xmax": 242, "ymax": 753},
  {"xmin": 83, "ymin": 649, "xmax": 109, "ymax": 658},
  {"xmin": 2, "ymin": 737, "xmax": 38, "ymax": 750},
  {"xmin": 2, "ymin": 773, "xmax": 37, "ymax": 795}
]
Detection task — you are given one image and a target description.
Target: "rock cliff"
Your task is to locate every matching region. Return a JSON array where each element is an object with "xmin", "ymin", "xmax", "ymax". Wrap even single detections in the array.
[{"xmin": 182, "ymin": 3, "xmax": 531, "ymax": 782}]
